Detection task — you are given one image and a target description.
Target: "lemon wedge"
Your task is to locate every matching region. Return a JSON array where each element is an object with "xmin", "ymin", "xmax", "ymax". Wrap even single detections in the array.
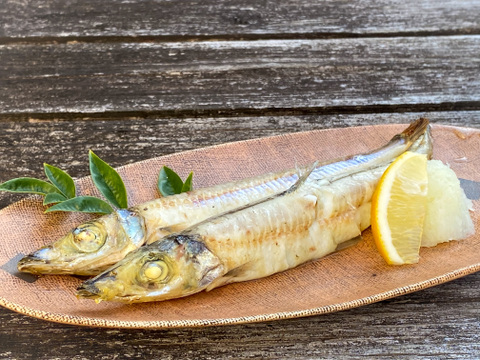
[{"xmin": 371, "ymin": 152, "xmax": 428, "ymax": 265}]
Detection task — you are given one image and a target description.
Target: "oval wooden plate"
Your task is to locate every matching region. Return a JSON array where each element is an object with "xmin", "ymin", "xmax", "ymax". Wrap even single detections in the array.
[{"xmin": 0, "ymin": 123, "xmax": 479, "ymax": 328}]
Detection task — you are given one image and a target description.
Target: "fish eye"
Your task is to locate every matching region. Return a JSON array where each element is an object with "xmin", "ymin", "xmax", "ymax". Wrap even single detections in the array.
[
  {"xmin": 141, "ymin": 260, "xmax": 169, "ymax": 282},
  {"xmin": 72, "ymin": 223, "xmax": 107, "ymax": 252}
]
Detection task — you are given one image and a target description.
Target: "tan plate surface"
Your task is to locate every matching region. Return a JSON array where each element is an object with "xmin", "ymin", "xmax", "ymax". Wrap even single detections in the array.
[{"xmin": 0, "ymin": 123, "xmax": 479, "ymax": 328}]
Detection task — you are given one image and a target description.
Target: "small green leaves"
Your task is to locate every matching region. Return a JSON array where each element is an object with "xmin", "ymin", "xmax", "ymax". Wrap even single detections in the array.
[
  {"xmin": 182, "ymin": 172, "xmax": 194, "ymax": 193},
  {"xmin": 43, "ymin": 192, "xmax": 68, "ymax": 205},
  {"xmin": 1, "ymin": 153, "xmax": 195, "ymax": 216},
  {"xmin": 158, "ymin": 166, "xmax": 193, "ymax": 196},
  {"xmin": 158, "ymin": 167, "xmax": 183, "ymax": 195},
  {"xmin": 44, "ymin": 163, "xmax": 76, "ymax": 199},
  {"xmin": 0, "ymin": 177, "xmax": 62, "ymax": 195},
  {"xmin": 89, "ymin": 151, "xmax": 128, "ymax": 209},
  {"xmin": 0, "ymin": 152, "xmax": 129, "ymax": 215},
  {"xmin": 45, "ymin": 196, "xmax": 114, "ymax": 214}
]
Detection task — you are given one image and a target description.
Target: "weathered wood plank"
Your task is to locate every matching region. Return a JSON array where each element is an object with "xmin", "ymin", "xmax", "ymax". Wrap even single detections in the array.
[
  {"xmin": 1, "ymin": 111, "xmax": 479, "ymax": 209},
  {"xmin": 1, "ymin": 0, "xmax": 478, "ymax": 358},
  {"xmin": 0, "ymin": 271, "xmax": 478, "ymax": 359},
  {"xmin": 1, "ymin": 36, "xmax": 480, "ymax": 114},
  {"xmin": 1, "ymin": 0, "xmax": 479, "ymax": 40}
]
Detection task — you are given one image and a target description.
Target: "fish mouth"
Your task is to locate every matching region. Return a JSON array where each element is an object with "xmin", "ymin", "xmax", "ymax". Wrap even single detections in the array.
[
  {"xmin": 16, "ymin": 246, "xmax": 67, "ymax": 274},
  {"xmin": 76, "ymin": 275, "xmax": 125, "ymax": 301},
  {"xmin": 76, "ymin": 283, "xmax": 138, "ymax": 303},
  {"xmin": 76, "ymin": 281, "xmax": 101, "ymax": 299},
  {"xmin": 17, "ymin": 254, "xmax": 50, "ymax": 274}
]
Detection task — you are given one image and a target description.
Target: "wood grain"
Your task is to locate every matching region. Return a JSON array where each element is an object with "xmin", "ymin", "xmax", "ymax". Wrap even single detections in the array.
[
  {"xmin": 1, "ymin": 0, "xmax": 480, "ymax": 357},
  {"xmin": 0, "ymin": 132, "xmax": 478, "ymax": 354},
  {"xmin": 1, "ymin": 36, "xmax": 480, "ymax": 115},
  {"xmin": 1, "ymin": 0, "xmax": 479, "ymax": 40}
]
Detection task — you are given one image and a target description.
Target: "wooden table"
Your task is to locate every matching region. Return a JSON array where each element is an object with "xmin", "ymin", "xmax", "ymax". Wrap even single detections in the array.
[{"xmin": 1, "ymin": 1, "xmax": 479, "ymax": 358}]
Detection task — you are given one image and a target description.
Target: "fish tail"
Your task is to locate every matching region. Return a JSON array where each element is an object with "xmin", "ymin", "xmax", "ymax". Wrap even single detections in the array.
[{"xmin": 392, "ymin": 117, "xmax": 430, "ymax": 146}]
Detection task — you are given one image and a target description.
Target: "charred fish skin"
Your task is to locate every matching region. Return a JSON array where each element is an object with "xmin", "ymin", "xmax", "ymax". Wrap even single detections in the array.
[
  {"xmin": 19, "ymin": 119, "xmax": 431, "ymax": 276},
  {"xmin": 76, "ymin": 122, "xmax": 433, "ymax": 303}
]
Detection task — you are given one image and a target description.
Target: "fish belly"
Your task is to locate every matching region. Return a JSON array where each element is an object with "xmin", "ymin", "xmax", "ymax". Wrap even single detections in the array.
[{"xmin": 203, "ymin": 167, "xmax": 384, "ymax": 289}]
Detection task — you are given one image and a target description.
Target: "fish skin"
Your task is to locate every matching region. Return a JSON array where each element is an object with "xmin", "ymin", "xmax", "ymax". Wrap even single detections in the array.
[
  {"xmin": 77, "ymin": 121, "xmax": 433, "ymax": 303},
  {"xmin": 19, "ymin": 119, "xmax": 432, "ymax": 276}
]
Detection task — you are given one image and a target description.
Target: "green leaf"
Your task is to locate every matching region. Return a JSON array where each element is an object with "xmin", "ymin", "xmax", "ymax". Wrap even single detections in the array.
[
  {"xmin": 44, "ymin": 163, "xmax": 76, "ymax": 199},
  {"xmin": 181, "ymin": 172, "xmax": 194, "ymax": 192},
  {"xmin": 45, "ymin": 196, "xmax": 114, "ymax": 214},
  {"xmin": 43, "ymin": 192, "xmax": 68, "ymax": 205},
  {"xmin": 0, "ymin": 177, "xmax": 62, "ymax": 195},
  {"xmin": 88, "ymin": 150, "xmax": 128, "ymax": 209},
  {"xmin": 158, "ymin": 166, "xmax": 184, "ymax": 196}
]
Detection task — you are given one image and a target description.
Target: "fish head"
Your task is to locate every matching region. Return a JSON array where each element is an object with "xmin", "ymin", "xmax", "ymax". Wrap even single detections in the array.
[
  {"xmin": 77, "ymin": 234, "xmax": 225, "ymax": 303},
  {"xmin": 17, "ymin": 209, "xmax": 145, "ymax": 275}
]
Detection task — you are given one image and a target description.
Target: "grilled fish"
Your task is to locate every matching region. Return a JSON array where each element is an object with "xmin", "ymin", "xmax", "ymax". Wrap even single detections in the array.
[
  {"xmin": 18, "ymin": 119, "xmax": 432, "ymax": 276},
  {"xmin": 77, "ymin": 120, "xmax": 433, "ymax": 303}
]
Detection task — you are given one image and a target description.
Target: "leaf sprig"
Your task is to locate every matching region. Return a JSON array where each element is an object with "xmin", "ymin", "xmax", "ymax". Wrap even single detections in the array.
[
  {"xmin": 0, "ymin": 154, "xmax": 194, "ymax": 214},
  {"xmin": 0, "ymin": 151, "xmax": 127, "ymax": 214},
  {"xmin": 158, "ymin": 166, "xmax": 193, "ymax": 196}
]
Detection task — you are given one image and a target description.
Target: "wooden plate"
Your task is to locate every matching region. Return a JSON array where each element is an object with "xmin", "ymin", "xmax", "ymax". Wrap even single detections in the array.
[{"xmin": 0, "ymin": 123, "xmax": 478, "ymax": 328}]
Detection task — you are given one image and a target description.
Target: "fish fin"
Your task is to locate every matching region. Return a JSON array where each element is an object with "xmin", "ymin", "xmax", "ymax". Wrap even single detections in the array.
[
  {"xmin": 402, "ymin": 117, "xmax": 429, "ymax": 140},
  {"xmin": 414, "ymin": 125, "xmax": 433, "ymax": 159},
  {"xmin": 205, "ymin": 261, "xmax": 255, "ymax": 291},
  {"xmin": 286, "ymin": 161, "xmax": 317, "ymax": 193},
  {"xmin": 205, "ymin": 277, "xmax": 229, "ymax": 291},
  {"xmin": 146, "ymin": 223, "xmax": 190, "ymax": 244},
  {"xmin": 164, "ymin": 222, "xmax": 191, "ymax": 234},
  {"xmin": 223, "ymin": 261, "xmax": 255, "ymax": 278},
  {"xmin": 199, "ymin": 264, "xmax": 225, "ymax": 289},
  {"xmin": 334, "ymin": 235, "xmax": 362, "ymax": 251}
]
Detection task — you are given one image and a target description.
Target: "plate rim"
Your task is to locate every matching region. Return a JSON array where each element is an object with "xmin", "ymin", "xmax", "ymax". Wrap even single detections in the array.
[
  {"xmin": 0, "ymin": 262, "xmax": 479, "ymax": 328},
  {"xmin": 0, "ymin": 123, "xmax": 478, "ymax": 328}
]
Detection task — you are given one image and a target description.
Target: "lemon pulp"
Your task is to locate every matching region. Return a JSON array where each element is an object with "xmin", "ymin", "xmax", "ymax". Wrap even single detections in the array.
[{"xmin": 422, "ymin": 160, "xmax": 474, "ymax": 247}]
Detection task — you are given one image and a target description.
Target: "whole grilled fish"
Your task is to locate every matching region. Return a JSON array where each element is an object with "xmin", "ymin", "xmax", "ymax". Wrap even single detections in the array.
[
  {"xmin": 77, "ymin": 120, "xmax": 433, "ymax": 303},
  {"xmin": 18, "ymin": 119, "xmax": 431, "ymax": 276}
]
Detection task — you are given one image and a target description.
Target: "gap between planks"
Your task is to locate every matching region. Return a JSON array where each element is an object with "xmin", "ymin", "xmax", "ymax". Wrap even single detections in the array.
[
  {"xmin": 2, "ymin": 29, "xmax": 480, "ymax": 45},
  {"xmin": 1, "ymin": 102, "xmax": 480, "ymax": 123}
]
